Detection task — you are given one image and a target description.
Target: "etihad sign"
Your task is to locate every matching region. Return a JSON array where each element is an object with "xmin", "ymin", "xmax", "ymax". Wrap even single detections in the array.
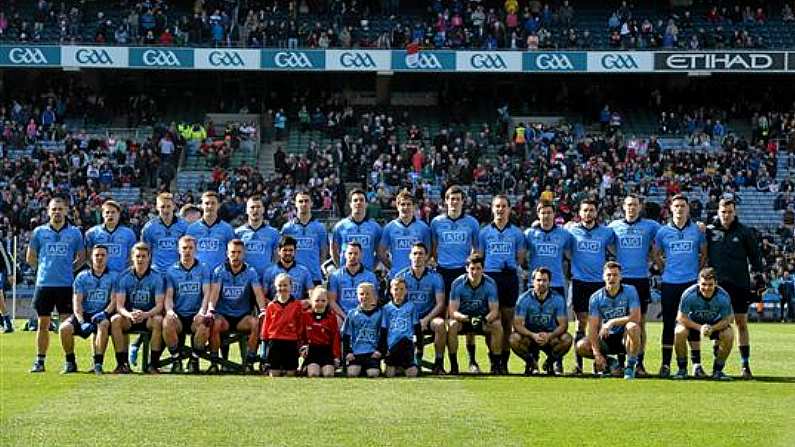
[{"xmin": 660, "ymin": 52, "xmax": 784, "ymax": 70}]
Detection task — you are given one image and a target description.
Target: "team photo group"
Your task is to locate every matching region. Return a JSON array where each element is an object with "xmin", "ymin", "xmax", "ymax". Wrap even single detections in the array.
[{"xmin": 13, "ymin": 183, "xmax": 761, "ymax": 381}]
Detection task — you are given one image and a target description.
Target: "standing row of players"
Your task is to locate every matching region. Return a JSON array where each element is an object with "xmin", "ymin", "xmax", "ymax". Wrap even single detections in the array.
[{"xmin": 25, "ymin": 186, "xmax": 761, "ymax": 378}]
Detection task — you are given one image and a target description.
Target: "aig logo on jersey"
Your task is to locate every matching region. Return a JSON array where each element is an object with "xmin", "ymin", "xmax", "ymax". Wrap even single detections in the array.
[
  {"xmin": 528, "ymin": 314, "xmax": 552, "ymax": 328},
  {"xmin": 295, "ymin": 237, "xmax": 315, "ymax": 250},
  {"xmin": 619, "ymin": 236, "xmax": 642, "ymax": 249},
  {"xmin": 45, "ymin": 243, "xmax": 69, "ymax": 256},
  {"xmin": 669, "ymin": 240, "xmax": 694, "ymax": 253},
  {"xmin": 104, "ymin": 244, "xmax": 122, "ymax": 257},
  {"xmin": 197, "ymin": 238, "xmax": 220, "ymax": 252},
  {"xmin": 86, "ymin": 290, "xmax": 108, "ymax": 304},
  {"xmin": 487, "ymin": 241, "xmax": 513, "ymax": 254},
  {"xmin": 179, "ymin": 282, "xmax": 201, "ymax": 295},
  {"xmin": 535, "ymin": 243, "xmax": 558, "ymax": 256},
  {"xmin": 222, "ymin": 286, "xmax": 244, "ymax": 300},
  {"xmin": 407, "ymin": 291, "xmax": 426, "ymax": 305},
  {"xmin": 157, "ymin": 239, "xmax": 177, "ymax": 250},
  {"xmin": 131, "ymin": 291, "xmax": 151, "ymax": 307},
  {"xmin": 603, "ymin": 306, "xmax": 628, "ymax": 320},
  {"xmin": 345, "ymin": 234, "xmax": 371, "ymax": 247},
  {"xmin": 395, "ymin": 237, "xmax": 415, "ymax": 250},
  {"xmin": 245, "ymin": 240, "xmax": 266, "ymax": 253},
  {"xmin": 576, "ymin": 240, "xmax": 601, "ymax": 253},
  {"xmin": 441, "ymin": 231, "xmax": 467, "ymax": 244}
]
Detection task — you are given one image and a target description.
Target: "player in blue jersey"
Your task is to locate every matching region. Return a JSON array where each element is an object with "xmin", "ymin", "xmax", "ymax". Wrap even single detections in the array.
[
  {"xmin": 343, "ymin": 282, "xmax": 385, "ymax": 377},
  {"xmin": 332, "ymin": 188, "xmax": 382, "ymax": 271},
  {"xmin": 84, "ymin": 200, "xmax": 137, "ymax": 273},
  {"xmin": 162, "ymin": 236, "xmax": 212, "ymax": 373},
  {"xmin": 673, "ymin": 268, "xmax": 735, "ymax": 380},
  {"xmin": 652, "ymin": 194, "xmax": 707, "ymax": 378},
  {"xmin": 260, "ymin": 236, "xmax": 315, "ymax": 301},
  {"xmin": 567, "ymin": 198, "xmax": 616, "ymax": 375},
  {"xmin": 575, "ymin": 261, "xmax": 642, "ymax": 379},
  {"xmin": 478, "ymin": 194, "xmax": 526, "ymax": 372},
  {"xmin": 328, "ymin": 242, "xmax": 380, "ymax": 324},
  {"xmin": 608, "ymin": 194, "xmax": 660, "ymax": 377},
  {"xmin": 281, "ymin": 190, "xmax": 329, "ymax": 285},
  {"xmin": 109, "ymin": 243, "xmax": 165, "ymax": 374},
  {"xmin": 186, "ymin": 191, "xmax": 236, "ymax": 271},
  {"xmin": 378, "ymin": 190, "xmax": 432, "ymax": 279},
  {"xmin": 58, "ymin": 245, "xmax": 117, "ymax": 374},
  {"xmin": 447, "ymin": 254, "xmax": 503, "ymax": 375},
  {"xmin": 525, "ymin": 201, "xmax": 572, "ymax": 297},
  {"xmin": 26, "ymin": 196, "xmax": 86, "ymax": 373},
  {"xmin": 235, "ymin": 195, "xmax": 280, "ymax": 277},
  {"xmin": 394, "ymin": 243, "xmax": 447, "ymax": 374},
  {"xmin": 430, "ymin": 185, "xmax": 480, "ymax": 370},
  {"xmin": 206, "ymin": 239, "xmax": 268, "ymax": 372},
  {"xmin": 179, "ymin": 203, "xmax": 202, "ymax": 224},
  {"xmin": 382, "ymin": 277, "xmax": 420, "ymax": 377},
  {"xmin": 510, "ymin": 267, "xmax": 571, "ymax": 376},
  {"xmin": 141, "ymin": 192, "xmax": 188, "ymax": 273}
]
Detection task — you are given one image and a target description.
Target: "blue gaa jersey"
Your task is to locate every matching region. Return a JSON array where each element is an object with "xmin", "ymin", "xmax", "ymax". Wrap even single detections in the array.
[
  {"xmin": 235, "ymin": 223, "xmax": 280, "ymax": 276},
  {"xmin": 478, "ymin": 223, "xmax": 525, "ymax": 272},
  {"xmin": 380, "ymin": 217, "xmax": 431, "ymax": 278},
  {"xmin": 515, "ymin": 289, "xmax": 567, "ymax": 333},
  {"xmin": 608, "ymin": 218, "xmax": 660, "ymax": 279},
  {"xmin": 679, "ymin": 285, "xmax": 733, "ymax": 325},
  {"xmin": 166, "ymin": 261, "xmax": 211, "ymax": 317},
  {"xmin": 431, "ymin": 214, "xmax": 480, "ymax": 269},
  {"xmin": 332, "ymin": 217, "xmax": 382, "ymax": 270},
  {"xmin": 450, "ymin": 274, "xmax": 498, "ymax": 317},
  {"xmin": 30, "ymin": 223, "xmax": 85, "ymax": 287},
  {"xmin": 212, "ymin": 263, "xmax": 261, "ymax": 318},
  {"xmin": 654, "ymin": 222, "xmax": 705, "ymax": 284},
  {"xmin": 186, "ymin": 219, "xmax": 236, "ymax": 271},
  {"xmin": 85, "ymin": 225, "xmax": 137, "ymax": 273},
  {"xmin": 568, "ymin": 223, "xmax": 616, "ymax": 283},
  {"xmin": 394, "ymin": 267, "xmax": 444, "ymax": 318},
  {"xmin": 260, "ymin": 262, "xmax": 314, "ymax": 300},
  {"xmin": 281, "ymin": 218, "xmax": 328, "ymax": 283},
  {"xmin": 589, "ymin": 285, "xmax": 640, "ymax": 335},
  {"xmin": 382, "ymin": 301, "xmax": 419, "ymax": 350},
  {"xmin": 115, "ymin": 268, "xmax": 165, "ymax": 312},
  {"xmin": 328, "ymin": 266, "xmax": 380, "ymax": 315},
  {"xmin": 525, "ymin": 226, "xmax": 572, "ymax": 288},
  {"xmin": 343, "ymin": 307, "xmax": 383, "ymax": 355},
  {"xmin": 73, "ymin": 269, "xmax": 118, "ymax": 315},
  {"xmin": 141, "ymin": 217, "xmax": 188, "ymax": 272}
]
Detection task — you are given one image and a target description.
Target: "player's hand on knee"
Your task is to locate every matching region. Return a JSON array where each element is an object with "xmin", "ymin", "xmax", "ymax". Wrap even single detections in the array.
[
  {"xmin": 372, "ymin": 351, "xmax": 382, "ymax": 359},
  {"xmin": 594, "ymin": 354, "xmax": 606, "ymax": 371},
  {"xmin": 346, "ymin": 353, "xmax": 354, "ymax": 362}
]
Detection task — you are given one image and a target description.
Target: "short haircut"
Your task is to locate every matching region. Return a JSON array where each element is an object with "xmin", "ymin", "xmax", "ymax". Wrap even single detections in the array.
[
  {"xmin": 346, "ymin": 241, "xmax": 362, "ymax": 252},
  {"xmin": 294, "ymin": 189, "xmax": 311, "ymax": 200},
  {"xmin": 247, "ymin": 195, "xmax": 264, "ymax": 205},
  {"xmin": 49, "ymin": 196, "xmax": 67, "ymax": 206},
  {"xmin": 102, "ymin": 200, "xmax": 122, "ymax": 212},
  {"xmin": 156, "ymin": 192, "xmax": 174, "ymax": 203},
  {"xmin": 390, "ymin": 277, "xmax": 407, "ymax": 287},
  {"xmin": 357, "ymin": 282, "xmax": 376, "ymax": 296},
  {"xmin": 671, "ymin": 193, "xmax": 689, "ymax": 204},
  {"xmin": 396, "ymin": 190, "xmax": 414, "ymax": 204},
  {"xmin": 536, "ymin": 200, "xmax": 555, "ymax": 213},
  {"xmin": 580, "ymin": 197, "xmax": 599, "ymax": 210},
  {"xmin": 699, "ymin": 267, "xmax": 717, "ymax": 281},
  {"xmin": 131, "ymin": 242, "xmax": 151, "ymax": 254},
  {"xmin": 624, "ymin": 193, "xmax": 642, "ymax": 203},
  {"xmin": 309, "ymin": 287, "xmax": 327, "ymax": 301},
  {"xmin": 603, "ymin": 261, "xmax": 622, "ymax": 271},
  {"xmin": 718, "ymin": 198, "xmax": 736, "ymax": 208},
  {"xmin": 493, "ymin": 194, "xmax": 511, "ymax": 207},
  {"xmin": 180, "ymin": 204, "xmax": 201, "ymax": 216},
  {"xmin": 92, "ymin": 244, "xmax": 109, "ymax": 253},
  {"xmin": 201, "ymin": 191, "xmax": 220, "ymax": 202},
  {"xmin": 179, "ymin": 235, "xmax": 197, "ymax": 246},
  {"xmin": 466, "ymin": 253, "xmax": 485, "ymax": 267},
  {"xmin": 279, "ymin": 235, "xmax": 297, "ymax": 249},
  {"xmin": 445, "ymin": 185, "xmax": 464, "ymax": 199},
  {"xmin": 348, "ymin": 188, "xmax": 366, "ymax": 201},
  {"xmin": 532, "ymin": 267, "xmax": 552, "ymax": 281},
  {"xmin": 411, "ymin": 242, "xmax": 428, "ymax": 253},
  {"xmin": 228, "ymin": 239, "xmax": 245, "ymax": 249}
]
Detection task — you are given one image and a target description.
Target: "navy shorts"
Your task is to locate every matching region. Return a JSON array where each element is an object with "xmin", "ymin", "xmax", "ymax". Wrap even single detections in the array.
[
  {"xmin": 177, "ymin": 314, "xmax": 196, "ymax": 334},
  {"xmin": 65, "ymin": 314, "xmax": 100, "ymax": 338},
  {"xmin": 721, "ymin": 282, "xmax": 754, "ymax": 315},
  {"xmin": 487, "ymin": 269, "xmax": 519, "ymax": 308},
  {"xmin": 623, "ymin": 278, "xmax": 651, "ymax": 315},
  {"xmin": 572, "ymin": 280, "xmax": 603, "ymax": 314},
  {"xmin": 687, "ymin": 328, "xmax": 722, "ymax": 341},
  {"xmin": 438, "ymin": 267, "xmax": 466, "ymax": 303},
  {"xmin": 33, "ymin": 286, "xmax": 73, "ymax": 316},
  {"xmin": 599, "ymin": 331, "xmax": 627, "ymax": 355},
  {"xmin": 385, "ymin": 338, "xmax": 416, "ymax": 369},
  {"xmin": 349, "ymin": 353, "xmax": 381, "ymax": 370},
  {"xmin": 220, "ymin": 314, "xmax": 247, "ymax": 331}
]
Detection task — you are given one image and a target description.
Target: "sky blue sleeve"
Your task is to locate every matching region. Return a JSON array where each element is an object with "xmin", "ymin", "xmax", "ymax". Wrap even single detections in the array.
[{"xmin": 588, "ymin": 292, "xmax": 600, "ymax": 318}]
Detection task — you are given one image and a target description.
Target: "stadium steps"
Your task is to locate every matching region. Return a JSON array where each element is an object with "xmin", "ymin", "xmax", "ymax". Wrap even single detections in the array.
[
  {"xmin": 106, "ymin": 187, "xmax": 141, "ymax": 205},
  {"xmin": 176, "ymin": 170, "xmax": 208, "ymax": 195},
  {"xmin": 258, "ymin": 142, "xmax": 276, "ymax": 177},
  {"xmin": 736, "ymin": 188, "xmax": 782, "ymax": 231}
]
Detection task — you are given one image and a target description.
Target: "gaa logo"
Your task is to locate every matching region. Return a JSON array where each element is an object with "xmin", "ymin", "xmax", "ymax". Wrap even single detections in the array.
[
  {"xmin": 340, "ymin": 52, "xmax": 376, "ymax": 68},
  {"xmin": 76, "ymin": 49, "xmax": 113, "ymax": 64},
  {"xmin": 470, "ymin": 54, "xmax": 507, "ymax": 69},
  {"xmin": 407, "ymin": 53, "xmax": 442, "ymax": 69},
  {"xmin": 142, "ymin": 49, "xmax": 181, "ymax": 66},
  {"xmin": 601, "ymin": 54, "xmax": 638, "ymax": 69},
  {"xmin": 9, "ymin": 47, "xmax": 48, "ymax": 64},
  {"xmin": 209, "ymin": 51, "xmax": 245, "ymax": 67},
  {"xmin": 274, "ymin": 51, "xmax": 313, "ymax": 68},
  {"xmin": 536, "ymin": 53, "xmax": 574, "ymax": 70}
]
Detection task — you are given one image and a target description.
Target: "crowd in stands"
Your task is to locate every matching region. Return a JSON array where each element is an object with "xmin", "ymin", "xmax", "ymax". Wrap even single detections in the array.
[{"xmin": 0, "ymin": 1, "xmax": 793, "ymax": 50}]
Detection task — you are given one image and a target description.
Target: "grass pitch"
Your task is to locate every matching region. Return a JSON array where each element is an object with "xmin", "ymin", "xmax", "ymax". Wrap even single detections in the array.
[{"xmin": 2, "ymin": 322, "xmax": 794, "ymax": 446}]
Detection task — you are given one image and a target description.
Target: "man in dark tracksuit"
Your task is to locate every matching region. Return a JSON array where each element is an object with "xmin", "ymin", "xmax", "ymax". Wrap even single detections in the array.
[{"xmin": 706, "ymin": 198, "xmax": 763, "ymax": 379}]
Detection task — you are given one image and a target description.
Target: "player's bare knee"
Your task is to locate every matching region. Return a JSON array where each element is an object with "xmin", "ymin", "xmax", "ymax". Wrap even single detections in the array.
[
  {"xmin": 366, "ymin": 368, "xmax": 380, "ymax": 378},
  {"xmin": 346, "ymin": 366, "xmax": 361, "ymax": 377},
  {"xmin": 406, "ymin": 366, "xmax": 418, "ymax": 377}
]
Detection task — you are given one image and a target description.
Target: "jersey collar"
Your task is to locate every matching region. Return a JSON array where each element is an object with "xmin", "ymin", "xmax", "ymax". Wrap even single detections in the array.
[
  {"xmin": 225, "ymin": 261, "xmax": 249, "ymax": 276},
  {"xmin": 397, "ymin": 216, "xmax": 416, "ymax": 228},
  {"xmin": 345, "ymin": 264, "xmax": 365, "ymax": 276}
]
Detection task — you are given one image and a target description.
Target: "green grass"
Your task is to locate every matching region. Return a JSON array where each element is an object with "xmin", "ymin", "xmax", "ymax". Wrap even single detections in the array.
[{"xmin": 2, "ymin": 322, "xmax": 795, "ymax": 446}]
